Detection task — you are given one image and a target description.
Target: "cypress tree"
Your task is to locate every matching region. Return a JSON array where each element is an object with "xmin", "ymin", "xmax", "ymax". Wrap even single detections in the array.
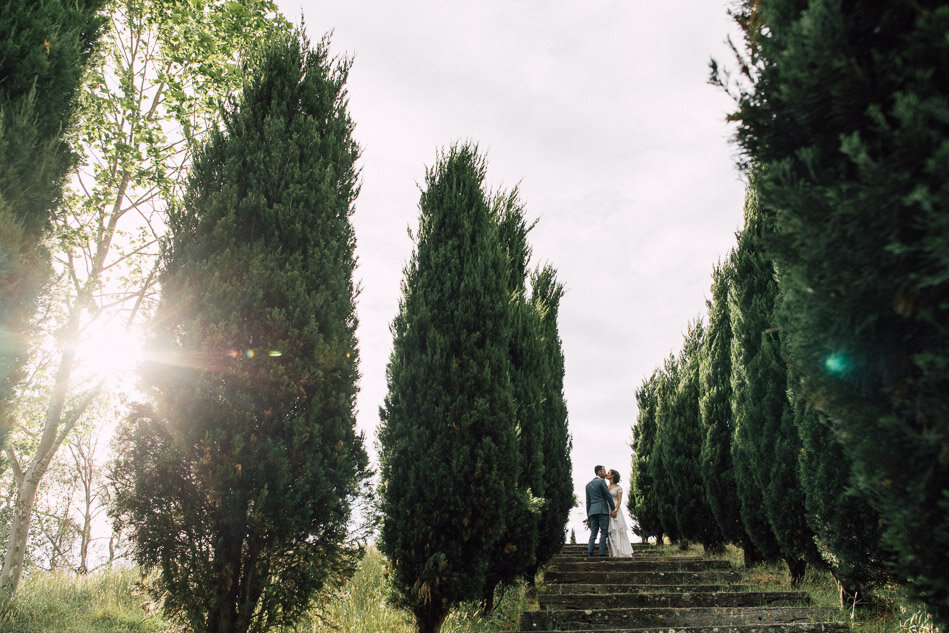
[
  {"xmin": 482, "ymin": 189, "xmax": 540, "ymax": 605},
  {"xmin": 718, "ymin": 0, "xmax": 949, "ymax": 620},
  {"xmin": 652, "ymin": 356, "xmax": 682, "ymax": 544},
  {"xmin": 531, "ymin": 265, "xmax": 573, "ymax": 573},
  {"xmin": 699, "ymin": 259, "xmax": 757, "ymax": 562},
  {"xmin": 791, "ymin": 360, "xmax": 893, "ymax": 605},
  {"xmin": 630, "ymin": 370, "xmax": 663, "ymax": 544},
  {"xmin": 0, "ymin": 0, "xmax": 105, "ymax": 452},
  {"xmin": 664, "ymin": 320, "xmax": 725, "ymax": 552},
  {"xmin": 730, "ymin": 184, "xmax": 818, "ymax": 582},
  {"xmin": 729, "ymin": 187, "xmax": 782, "ymax": 568},
  {"xmin": 378, "ymin": 144, "xmax": 518, "ymax": 633},
  {"xmin": 109, "ymin": 32, "xmax": 368, "ymax": 633}
]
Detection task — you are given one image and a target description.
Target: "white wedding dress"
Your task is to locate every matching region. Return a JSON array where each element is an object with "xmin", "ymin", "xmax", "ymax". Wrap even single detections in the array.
[{"xmin": 607, "ymin": 485, "xmax": 634, "ymax": 557}]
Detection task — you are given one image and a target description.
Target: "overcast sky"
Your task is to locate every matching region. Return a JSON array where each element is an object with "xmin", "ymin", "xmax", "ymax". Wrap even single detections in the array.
[{"xmin": 276, "ymin": 0, "xmax": 748, "ymax": 540}]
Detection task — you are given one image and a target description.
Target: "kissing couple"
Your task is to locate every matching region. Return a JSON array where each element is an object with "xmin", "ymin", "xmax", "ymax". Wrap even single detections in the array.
[{"xmin": 585, "ymin": 464, "xmax": 634, "ymax": 557}]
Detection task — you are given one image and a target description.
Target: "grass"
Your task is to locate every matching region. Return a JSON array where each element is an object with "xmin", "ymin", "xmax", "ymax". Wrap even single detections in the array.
[
  {"xmin": 0, "ymin": 549, "xmax": 527, "ymax": 633},
  {"xmin": 283, "ymin": 547, "xmax": 527, "ymax": 632},
  {"xmin": 0, "ymin": 567, "xmax": 176, "ymax": 633}
]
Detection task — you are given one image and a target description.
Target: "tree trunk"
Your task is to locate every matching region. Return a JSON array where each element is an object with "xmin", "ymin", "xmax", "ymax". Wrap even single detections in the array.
[
  {"xmin": 0, "ymin": 167, "xmax": 134, "ymax": 595},
  {"xmin": 414, "ymin": 599, "xmax": 447, "ymax": 633},
  {"xmin": 741, "ymin": 534, "xmax": 762, "ymax": 567},
  {"xmin": 0, "ymin": 305, "xmax": 86, "ymax": 594},
  {"xmin": 786, "ymin": 556, "xmax": 807, "ymax": 586},
  {"xmin": 0, "ymin": 461, "xmax": 46, "ymax": 592}
]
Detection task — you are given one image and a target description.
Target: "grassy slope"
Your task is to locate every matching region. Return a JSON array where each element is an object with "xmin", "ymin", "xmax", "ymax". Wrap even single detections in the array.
[
  {"xmin": 0, "ymin": 549, "xmax": 526, "ymax": 633},
  {"xmin": 0, "ymin": 567, "xmax": 174, "ymax": 633}
]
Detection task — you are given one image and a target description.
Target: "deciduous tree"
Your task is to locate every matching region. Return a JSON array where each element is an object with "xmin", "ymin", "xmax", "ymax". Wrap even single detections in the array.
[
  {"xmin": 1, "ymin": 0, "xmax": 289, "ymax": 597},
  {"xmin": 0, "ymin": 0, "xmax": 105, "ymax": 455}
]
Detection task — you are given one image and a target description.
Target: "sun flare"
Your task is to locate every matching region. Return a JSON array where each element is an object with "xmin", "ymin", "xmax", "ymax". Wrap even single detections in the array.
[{"xmin": 75, "ymin": 319, "xmax": 145, "ymax": 389}]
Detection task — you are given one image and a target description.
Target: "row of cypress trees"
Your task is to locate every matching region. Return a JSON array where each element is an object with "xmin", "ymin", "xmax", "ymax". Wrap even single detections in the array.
[
  {"xmin": 378, "ymin": 144, "xmax": 573, "ymax": 633},
  {"xmin": 631, "ymin": 182, "xmax": 893, "ymax": 601},
  {"xmin": 105, "ymin": 31, "xmax": 573, "ymax": 633},
  {"xmin": 634, "ymin": 2, "xmax": 948, "ymax": 626}
]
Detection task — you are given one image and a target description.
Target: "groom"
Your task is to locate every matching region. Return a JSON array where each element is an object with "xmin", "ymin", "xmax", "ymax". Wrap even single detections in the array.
[{"xmin": 586, "ymin": 464, "xmax": 615, "ymax": 557}]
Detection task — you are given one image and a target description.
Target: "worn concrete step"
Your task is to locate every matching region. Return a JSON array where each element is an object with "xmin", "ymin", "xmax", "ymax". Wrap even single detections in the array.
[
  {"xmin": 558, "ymin": 552, "xmax": 669, "ymax": 558},
  {"xmin": 545, "ymin": 569, "xmax": 743, "ymax": 585},
  {"xmin": 520, "ymin": 606, "xmax": 839, "ymax": 631},
  {"xmin": 542, "ymin": 583, "xmax": 748, "ymax": 595},
  {"xmin": 550, "ymin": 559, "xmax": 732, "ymax": 573},
  {"xmin": 506, "ymin": 622, "xmax": 849, "ymax": 633},
  {"xmin": 555, "ymin": 552, "xmax": 704, "ymax": 561},
  {"xmin": 539, "ymin": 591, "xmax": 809, "ymax": 610},
  {"xmin": 560, "ymin": 545, "xmax": 659, "ymax": 555}
]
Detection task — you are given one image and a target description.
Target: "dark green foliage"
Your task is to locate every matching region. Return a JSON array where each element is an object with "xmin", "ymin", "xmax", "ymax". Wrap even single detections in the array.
[
  {"xmin": 720, "ymin": 0, "xmax": 949, "ymax": 620},
  {"xmin": 109, "ymin": 32, "xmax": 368, "ymax": 633},
  {"xmin": 664, "ymin": 320, "xmax": 724, "ymax": 552},
  {"xmin": 729, "ymin": 188, "xmax": 782, "ymax": 567},
  {"xmin": 652, "ymin": 357, "xmax": 682, "ymax": 543},
  {"xmin": 699, "ymin": 259, "xmax": 752, "ymax": 555},
  {"xmin": 0, "ymin": 0, "xmax": 105, "ymax": 450},
  {"xmin": 531, "ymin": 265, "xmax": 573, "ymax": 572},
  {"xmin": 378, "ymin": 144, "xmax": 518, "ymax": 633},
  {"xmin": 791, "ymin": 362, "xmax": 893, "ymax": 604},
  {"xmin": 729, "ymin": 185, "xmax": 818, "ymax": 581},
  {"xmin": 482, "ymin": 189, "xmax": 540, "ymax": 603},
  {"xmin": 630, "ymin": 370, "xmax": 663, "ymax": 543}
]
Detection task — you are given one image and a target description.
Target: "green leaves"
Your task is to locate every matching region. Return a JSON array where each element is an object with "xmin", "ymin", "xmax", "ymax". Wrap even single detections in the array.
[{"xmin": 111, "ymin": 28, "xmax": 367, "ymax": 633}]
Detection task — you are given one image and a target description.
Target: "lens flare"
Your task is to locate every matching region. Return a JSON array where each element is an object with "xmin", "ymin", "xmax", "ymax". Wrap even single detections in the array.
[{"xmin": 824, "ymin": 353, "xmax": 850, "ymax": 375}]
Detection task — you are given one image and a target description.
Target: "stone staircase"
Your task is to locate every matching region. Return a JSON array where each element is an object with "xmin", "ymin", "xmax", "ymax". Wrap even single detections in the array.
[{"xmin": 507, "ymin": 543, "xmax": 848, "ymax": 633}]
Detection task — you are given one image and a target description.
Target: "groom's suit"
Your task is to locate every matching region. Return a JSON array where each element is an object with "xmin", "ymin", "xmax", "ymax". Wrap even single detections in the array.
[{"xmin": 586, "ymin": 476, "xmax": 615, "ymax": 557}]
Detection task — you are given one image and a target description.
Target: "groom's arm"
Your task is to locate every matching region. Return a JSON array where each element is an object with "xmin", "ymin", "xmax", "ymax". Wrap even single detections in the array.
[{"xmin": 601, "ymin": 479, "xmax": 615, "ymax": 510}]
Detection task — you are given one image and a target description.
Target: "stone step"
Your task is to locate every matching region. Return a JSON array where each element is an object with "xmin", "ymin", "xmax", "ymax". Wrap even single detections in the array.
[
  {"xmin": 560, "ymin": 545, "xmax": 659, "ymax": 554},
  {"xmin": 552, "ymin": 554, "xmax": 670, "ymax": 562},
  {"xmin": 520, "ymin": 606, "xmax": 840, "ymax": 631},
  {"xmin": 539, "ymin": 591, "xmax": 809, "ymax": 610},
  {"xmin": 505, "ymin": 622, "xmax": 849, "ymax": 633},
  {"xmin": 542, "ymin": 583, "xmax": 748, "ymax": 594},
  {"xmin": 545, "ymin": 569, "xmax": 743, "ymax": 585},
  {"xmin": 549, "ymin": 559, "xmax": 732, "ymax": 572}
]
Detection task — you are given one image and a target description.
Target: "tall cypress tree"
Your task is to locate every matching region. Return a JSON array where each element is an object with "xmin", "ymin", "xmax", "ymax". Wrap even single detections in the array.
[
  {"xmin": 482, "ymin": 188, "xmax": 540, "ymax": 605},
  {"xmin": 109, "ymin": 32, "xmax": 368, "ymax": 633},
  {"xmin": 730, "ymin": 184, "xmax": 818, "ymax": 581},
  {"xmin": 791, "ymin": 359, "xmax": 893, "ymax": 605},
  {"xmin": 729, "ymin": 187, "xmax": 782, "ymax": 568},
  {"xmin": 0, "ymin": 0, "xmax": 105, "ymax": 452},
  {"xmin": 653, "ymin": 356, "xmax": 682, "ymax": 544},
  {"xmin": 699, "ymin": 259, "xmax": 757, "ymax": 562},
  {"xmin": 378, "ymin": 144, "xmax": 517, "ymax": 633},
  {"xmin": 531, "ymin": 265, "xmax": 573, "ymax": 573},
  {"xmin": 664, "ymin": 320, "xmax": 724, "ymax": 552},
  {"xmin": 718, "ymin": 1, "xmax": 949, "ymax": 620},
  {"xmin": 630, "ymin": 370, "xmax": 663, "ymax": 543}
]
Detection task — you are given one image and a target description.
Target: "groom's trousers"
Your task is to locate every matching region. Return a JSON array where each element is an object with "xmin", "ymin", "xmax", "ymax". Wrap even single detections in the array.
[{"xmin": 587, "ymin": 513, "xmax": 610, "ymax": 557}]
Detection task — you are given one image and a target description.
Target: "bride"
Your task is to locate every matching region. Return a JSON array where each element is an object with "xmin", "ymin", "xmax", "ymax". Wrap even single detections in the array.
[{"xmin": 606, "ymin": 469, "xmax": 634, "ymax": 557}]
